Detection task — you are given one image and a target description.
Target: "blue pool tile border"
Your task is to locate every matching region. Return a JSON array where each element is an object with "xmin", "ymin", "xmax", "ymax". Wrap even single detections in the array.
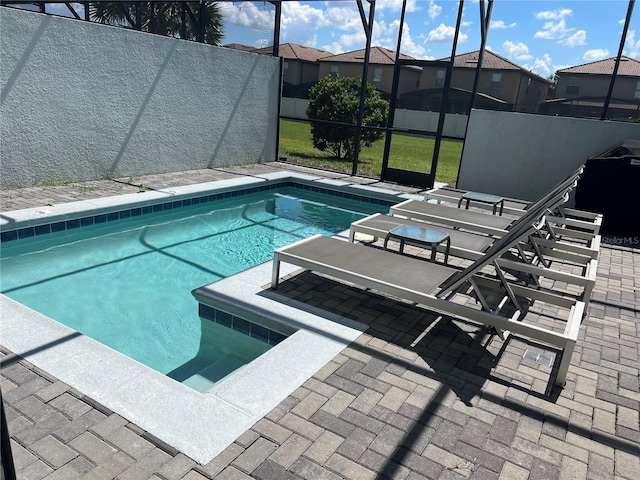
[
  {"xmin": 198, "ymin": 304, "xmax": 289, "ymax": 346},
  {"xmin": 0, "ymin": 181, "xmax": 397, "ymax": 243}
]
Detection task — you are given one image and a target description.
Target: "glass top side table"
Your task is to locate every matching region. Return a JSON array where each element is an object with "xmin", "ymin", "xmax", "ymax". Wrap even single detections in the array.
[
  {"xmin": 383, "ymin": 225, "xmax": 451, "ymax": 264},
  {"xmin": 458, "ymin": 191, "xmax": 505, "ymax": 215}
]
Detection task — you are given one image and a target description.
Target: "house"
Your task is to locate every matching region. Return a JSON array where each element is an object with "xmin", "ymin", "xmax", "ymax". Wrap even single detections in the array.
[
  {"xmin": 223, "ymin": 43, "xmax": 256, "ymax": 52},
  {"xmin": 252, "ymin": 43, "xmax": 332, "ymax": 98},
  {"xmin": 403, "ymin": 50, "xmax": 551, "ymax": 114},
  {"xmin": 541, "ymin": 56, "xmax": 640, "ymax": 120},
  {"xmin": 316, "ymin": 46, "xmax": 422, "ymax": 99}
]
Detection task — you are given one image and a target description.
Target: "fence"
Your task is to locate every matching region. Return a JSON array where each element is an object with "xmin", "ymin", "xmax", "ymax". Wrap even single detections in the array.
[{"xmin": 280, "ymin": 98, "xmax": 468, "ymax": 138}]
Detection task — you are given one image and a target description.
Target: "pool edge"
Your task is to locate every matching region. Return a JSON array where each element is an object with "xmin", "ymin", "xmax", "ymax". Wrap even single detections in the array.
[{"xmin": 0, "ymin": 172, "xmax": 403, "ymax": 464}]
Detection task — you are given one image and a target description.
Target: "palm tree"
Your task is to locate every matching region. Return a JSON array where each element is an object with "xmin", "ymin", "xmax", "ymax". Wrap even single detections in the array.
[{"xmin": 90, "ymin": 2, "xmax": 224, "ymax": 45}]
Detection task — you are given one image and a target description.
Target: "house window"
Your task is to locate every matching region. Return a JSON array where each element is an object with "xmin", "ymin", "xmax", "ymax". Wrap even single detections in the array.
[
  {"xmin": 635, "ymin": 81, "xmax": 640, "ymax": 99},
  {"xmin": 566, "ymin": 77, "xmax": 580, "ymax": 95},
  {"xmin": 373, "ymin": 67, "xmax": 383, "ymax": 83},
  {"xmin": 283, "ymin": 61, "xmax": 289, "ymax": 79},
  {"xmin": 330, "ymin": 65, "xmax": 339, "ymax": 77},
  {"xmin": 490, "ymin": 73, "xmax": 502, "ymax": 90},
  {"xmin": 435, "ymin": 69, "xmax": 445, "ymax": 87}
]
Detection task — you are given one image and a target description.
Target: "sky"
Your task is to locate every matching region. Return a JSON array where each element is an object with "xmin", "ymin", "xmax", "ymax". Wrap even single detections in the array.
[
  {"xmin": 43, "ymin": 1, "xmax": 639, "ymax": 78},
  {"xmin": 218, "ymin": 0, "xmax": 639, "ymax": 78}
]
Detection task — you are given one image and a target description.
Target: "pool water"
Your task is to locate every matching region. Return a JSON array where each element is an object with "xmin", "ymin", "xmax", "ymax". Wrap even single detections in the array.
[{"xmin": 1, "ymin": 188, "xmax": 384, "ymax": 391}]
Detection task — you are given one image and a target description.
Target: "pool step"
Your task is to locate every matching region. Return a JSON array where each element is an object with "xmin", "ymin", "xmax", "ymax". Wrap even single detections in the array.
[{"xmin": 182, "ymin": 355, "xmax": 248, "ymax": 392}]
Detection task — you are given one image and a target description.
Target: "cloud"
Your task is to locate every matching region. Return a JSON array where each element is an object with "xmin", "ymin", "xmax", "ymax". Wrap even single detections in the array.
[
  {"xmin": 583, "ymin": 49, "xmax": 610, "ymax": 61},
  {"xmin": 222, "ymin": 1, "xmax": 357, "ymax": 49},
  {"xmin": 490, "ymin": 20, "xmax": 517, "ymax": 30},
  {"xmin": 222, "ymin": 1, "xmax": 274, "ymax": 31},
  {"xmin": 382, "ymin": 19, "xmax": 430, "ymax": 59},
  {"xmin": 376, "ymin": 0, "xmax": 420, "ymax": 13},
  {"xmin": 553, "ymin": 64, "xmax": 573, "ymax": 73},
  {"xmin": 625, "ymin": 29, "xmax": 640, "ymax": 59},
  {"xmin": 428, "ymin": 0, "xmax": 442, "ymax": 20},
  {"xmin": 330, "ymin": 31, "xmax": 367, "ymax": 50},
  {"xmin": 534, "ymin": 19, "xmax": 574, "ymax": 40},
  {"xmin": 425, "ymin": 24, "xmax": 468, "ymax": 43},
  {"xmin": 523, "ymin": 53, "xmax": 554, "ymax": 77},
  {"xmin": 322, "ymin": 5, "xmax": 362, "ymax": 32},
  {"xmin": 533, "ymin": 8, "xmax": 579, "ymax": 44},
  {"xmin": 562, "ymin": 30, "xmax": 587, "ymax": 47},
  {"xmin": 503, "ymin": 40, "xmax": 532, "ymax": 60},
  {"xmin": 534, "ymin": 9, "xmax": 573, "ymax": 21},
  {"xmin": 280, "ymin": 2, "xmax": 334, "ymax": 45},
  {"xmin": 322, "ymin": 41, "xmax": 344, "ymax": 55},
  {"xmin": 533, "ymin": 9, "xmax": 586, "ymax": 48}
]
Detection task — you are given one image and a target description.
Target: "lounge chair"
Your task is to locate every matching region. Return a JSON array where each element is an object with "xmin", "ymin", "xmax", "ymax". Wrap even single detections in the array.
[
  {"xmin": 272, "ymin": 194, "xmax": 589, "ymax": 387},
  {"xmin": 391, "ymin": 167, "xmax": 602, "ymax": 239},
  {"xmin": 423, "ymin": 182, "xmax": 603, "ymax": 238},
  {"xmin": 352, "ymin": 165, "xmax": 599, "ymax": 272},
  {"xmin": 349, "ymin": 165, "xmax": 599, "ymax": 310},
  {"xmin": 272, "ymin": 237, "xmax": 583, "ymax": 387},
  {"xmin": 350, "ymin": 212, "xmax": 600, "ymax": 263},
  {"xmin": 349, "ymin": 213, "xmax": 495, "ymax": 261},
  {"xmin": 391, "ymin": 200, "xmax": 513, "ymax": 236},
  {"xmin": 425, "ymin": 186, "xmax": 530, "ymax": 217},
  {"xmin": 348, "ymin": 212, "xmax": 598, "ymax": 312}
]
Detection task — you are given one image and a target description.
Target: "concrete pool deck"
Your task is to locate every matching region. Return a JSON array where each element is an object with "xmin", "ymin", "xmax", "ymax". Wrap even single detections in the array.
[{"xmin": 1, "ymin": 163, "xmax": 639, "ymax": 480}]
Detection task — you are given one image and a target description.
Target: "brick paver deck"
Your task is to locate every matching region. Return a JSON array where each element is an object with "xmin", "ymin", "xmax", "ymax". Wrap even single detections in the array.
[{"xmin": 1, "ymin": 164, "xmax": 638, "ymax": 480}]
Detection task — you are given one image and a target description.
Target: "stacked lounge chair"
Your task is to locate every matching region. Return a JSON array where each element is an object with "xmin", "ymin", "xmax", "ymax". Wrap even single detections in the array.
[
  {"xmin": 391, "ymin": 168, "xmax": 602, "ymax": 241},
  {"xmin": 424, "ymin": 186, "xmax": 530, "ymax": 217},
  {"xmin": 271, "ymin": 167, "xmax": 601, "ymax": 387},
  {"xmin": 349, "ymin": 168, "xmax": 601, "ymax": 311}
]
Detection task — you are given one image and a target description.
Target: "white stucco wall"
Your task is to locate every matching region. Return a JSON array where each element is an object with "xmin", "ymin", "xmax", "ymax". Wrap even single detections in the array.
[
  {"xmin": 1, "ymin": 8, "xmax": 280, "ymax": 189},
  {"xmin": 457, "ymin": 110, "xmax": 640, "ymax": 200}
]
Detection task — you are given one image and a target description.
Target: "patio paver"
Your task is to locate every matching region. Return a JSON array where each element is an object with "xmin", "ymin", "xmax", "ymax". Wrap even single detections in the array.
[{"xmin": 1, "ymin": 163, "xmax": 638, "ymax": 480}]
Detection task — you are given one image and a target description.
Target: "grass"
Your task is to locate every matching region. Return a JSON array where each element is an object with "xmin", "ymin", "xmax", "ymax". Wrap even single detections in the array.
[
  {"xmin": 278, "ymin": 119, "xmax": 463, "ymax": 185},
  {"xmin": 36, "ymin": 174, "xmax": 68, "ymax": 187}
]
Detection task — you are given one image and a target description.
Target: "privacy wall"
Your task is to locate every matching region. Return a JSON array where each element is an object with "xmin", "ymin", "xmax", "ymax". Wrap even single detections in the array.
[
  {"xmin": 458, "ymin": 110, "xmax": 640, "ymax": 201},
  {"xmin": 0, "ymin": 8, "xmax": 280, "ymax": 189}
]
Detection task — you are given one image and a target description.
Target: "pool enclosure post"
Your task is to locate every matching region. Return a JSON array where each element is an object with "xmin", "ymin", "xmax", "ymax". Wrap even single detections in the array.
[
  {"xmin": 469, "ymin": 0, "xmax": 493, "ymax": 111},
  {"xmin": 351, "ymin": 0, "xmax": 376, "ymax": 176},
  {"xmin": 380, "ymin": 0, "xmax": 408, "ymax": 181},
  {"xmin": 601, "ymin": 0, "xmax": 635, "ymax": 120},
  {"xmin": 1, "ymin": 390, "xmax": 17, "ymax": 480},
  {"xmin": 428, "ymin": 0, "xmax": 464, "ymax": 187}
]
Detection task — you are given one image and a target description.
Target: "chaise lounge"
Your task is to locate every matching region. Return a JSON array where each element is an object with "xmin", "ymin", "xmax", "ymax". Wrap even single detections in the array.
[
  {"xmin": 271, "ymin": 177, "xmax": 595, "ymax": 387},
  {"xmin": 390, "ymin": 166, "xmax": 602, "ymax": 240},
  {"xmin": 424, "ymin": 186, "xmax": 530, "ymax": 217}
]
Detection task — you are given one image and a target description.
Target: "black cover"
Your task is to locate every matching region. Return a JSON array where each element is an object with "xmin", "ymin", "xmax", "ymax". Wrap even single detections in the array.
[{"xmin": 575, "ymin": 140, "xmax": 640, "ymax": 237}]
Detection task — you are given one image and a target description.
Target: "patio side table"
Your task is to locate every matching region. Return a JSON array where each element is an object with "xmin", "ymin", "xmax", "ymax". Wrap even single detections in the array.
[
  {"xmin": 458, "ymin": 191, "xmax": 505, "ymax": 215},
  {"xmin": 383, "ymin": 225, "xmax": 451, "ymax": 264}
]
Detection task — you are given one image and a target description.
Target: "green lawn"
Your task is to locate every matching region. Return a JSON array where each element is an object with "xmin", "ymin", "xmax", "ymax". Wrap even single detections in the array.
[{"xmin": 278, "ymin": 119, "xmax": 463, "ymax": 185}]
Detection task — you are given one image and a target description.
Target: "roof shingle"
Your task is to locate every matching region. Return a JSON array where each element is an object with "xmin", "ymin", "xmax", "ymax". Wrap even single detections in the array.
[
  {"xmin": 252, "ymin": 43, "xmax": 332, "ymax": 62},
  {"xmin": 557, "ymin": 56, "xmax": 640, "ymax": 76},
  {"xmin": 440, "ymin": 50, "xmax": 551, "ymax": 83},
  {"xmin": 317, "ymin": 46, "xmax": 416, "ymax": 64}
]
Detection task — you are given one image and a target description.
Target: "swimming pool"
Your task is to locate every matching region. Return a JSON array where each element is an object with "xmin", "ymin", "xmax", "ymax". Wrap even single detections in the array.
[
  {"xmin": 1, "ymin": 182, "xmax": 390, "ymax": 391},
  {"xmin": 0, "ymin": 172, "xmax": 414, "ymax": 464}
]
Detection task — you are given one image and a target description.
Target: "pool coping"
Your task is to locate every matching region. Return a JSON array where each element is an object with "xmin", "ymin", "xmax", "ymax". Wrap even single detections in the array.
[
  {"xmin": 0, "ymin": 171, "xmax": 419, "ymax": 465},
  {"xmin": 0, "ymin": 170, "xmax": 416, "ymax": 232}
]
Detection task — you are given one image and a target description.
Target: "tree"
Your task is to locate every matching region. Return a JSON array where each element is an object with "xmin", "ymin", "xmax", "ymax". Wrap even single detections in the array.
[
  {"xmin": 547, "ymin": 73, "xmax": 559, "ymax": 99},
  {"xmin": 90, "ymin": 2, "xmax": 224, "ymax": 45},
  {"xmin": 306, "ymin": 76, "xmax": 388, "ymax": 161}
]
